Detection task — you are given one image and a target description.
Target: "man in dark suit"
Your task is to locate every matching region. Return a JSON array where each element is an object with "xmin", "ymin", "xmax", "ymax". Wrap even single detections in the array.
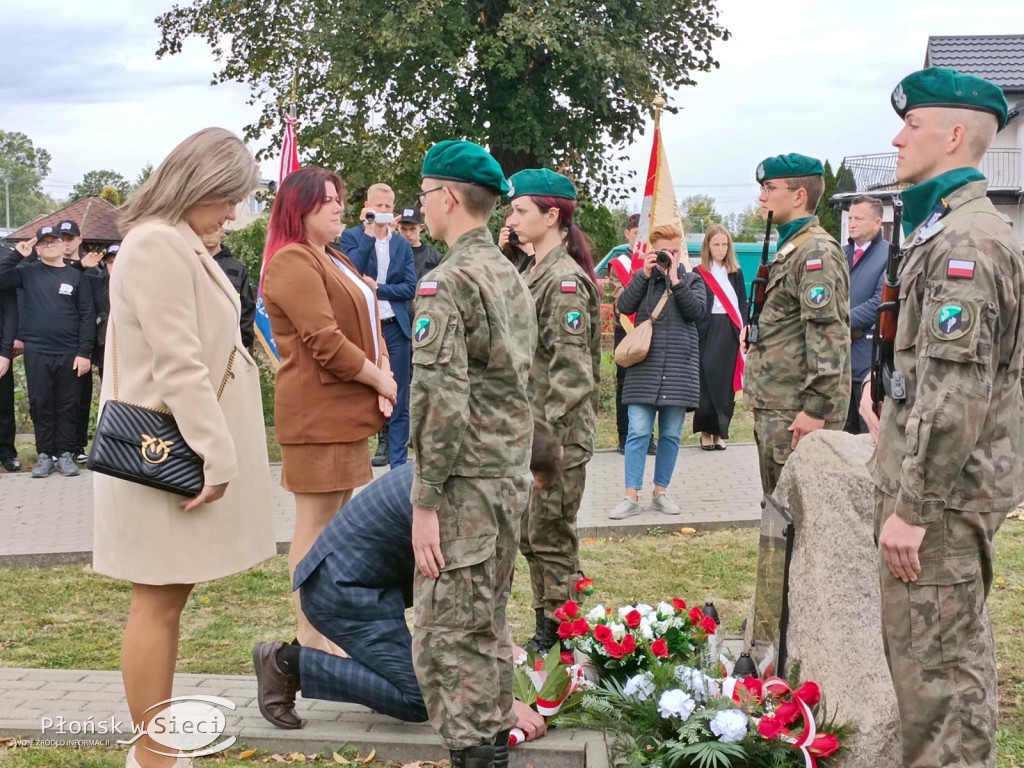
[
  {"xmin": 252, "ymin": 422, "xmax": 563, "ymax": 743},
  {"xmin": 842, "ymin": 195, "xmax": 888, "ymax": 434},
  {"xmin": 0, "ymin": 257, "xmax": 20, "ymax": 472},
  {"xmin": 340, "ymin": 183, "xmax": 416, "ymax": 468}
]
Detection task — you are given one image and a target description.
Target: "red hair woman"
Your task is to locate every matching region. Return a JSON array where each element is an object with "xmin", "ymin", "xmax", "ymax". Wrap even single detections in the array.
[{"xmin": 260, "ymin": 168, "xmax": 396, "ymax": 674}]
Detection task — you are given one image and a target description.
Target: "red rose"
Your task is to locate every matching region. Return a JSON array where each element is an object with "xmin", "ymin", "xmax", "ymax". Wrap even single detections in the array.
[
  {"xmin": 571, "ymin": 618, "xmax": 590, "ymax": 637},
  {"xmin": 622, "ymin": 634, "xmax": 636, "ymax": 654},
  {"xmin": 794, "ymin": 681, "xmax": 821, "ymax": 707},
  {"xmin": 604, "ymin": 640, "xmax": 625, "ymax": 659},
  {"xmin": 625, "ymin": 610, "xmax": 642, "ymax": 629},
  {"xmin": 575, "ymin": 578, "xmax": 595, "ymax": 596},
  {"xmin": 558, "ymin": 622, "xmax": 574, "ymax": 640},
  {"xmin": 672, "ymin": 598, "xmax": 687, "ymax": 611},
  {"xmin": 651, "ymin": 639, "xmax": 668, "ymax": 658},
  {"xmin": 560, "ymin": 651, "xmax": 575, "ymax": 665},
  {"xmin": 757, "ymin": 716, "xmax": 788, "ymax": 740},
  {"xmin": 554, "ymin": 607, "xmax": 566, "ymax": 622},
  {"xmin": 808, "ymin": 733, "xmax": 840, "ymax": 758},
  {"xmin": 594, "ymin": 624, "xmax": 613, "ymax": 643},
  {"xmin": 699, "ymin": 615, "xmax": 717, "ymax": 635},
  {"xmin": 774, "ymin": 700, "xmax": 801, "ymax": 726},
  {"xmin": 561, "ymin": 600, "xmax": 580, "ymax": 620},
  {"xmin": 688, "ymin": 606, "xmax": 704, "ymax": 624}
]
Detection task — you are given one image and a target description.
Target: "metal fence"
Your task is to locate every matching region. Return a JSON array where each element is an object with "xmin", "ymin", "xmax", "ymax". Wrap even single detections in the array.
[{"xmin": 839, "ymin": 148, "xmax": 1021, "ymax": 193}]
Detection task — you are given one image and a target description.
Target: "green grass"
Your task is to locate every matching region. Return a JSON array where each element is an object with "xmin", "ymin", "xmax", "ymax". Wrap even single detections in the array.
[
  {"xmin": 2, "ymin": 525, "xmax": 1022, "ymax": 763},
  {"xmin": 0, "ymin": 742, "xmax": 397, "ymax": 766}
]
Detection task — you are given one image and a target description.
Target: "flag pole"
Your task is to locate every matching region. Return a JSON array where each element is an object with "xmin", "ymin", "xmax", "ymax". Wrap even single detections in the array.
[
  {"xmin": 289, "ymin": 72, "xmax": 297, "ymax": 121},
  {"xmin": 649, "ymin": 94, "xmax": 665, "ymax": 233}
]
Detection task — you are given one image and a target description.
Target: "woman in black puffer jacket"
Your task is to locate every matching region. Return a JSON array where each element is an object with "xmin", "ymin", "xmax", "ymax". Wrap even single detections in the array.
[{"xmin": 609, "ymin": 224, "xmax": 706, "ymax": 520}]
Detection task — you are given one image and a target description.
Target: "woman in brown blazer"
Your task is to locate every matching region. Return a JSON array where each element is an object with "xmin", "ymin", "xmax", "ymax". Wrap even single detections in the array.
[
  {"xmin": 261, "ymin": 167, "xmax": 396, "ymax": 658},
  {"xmin": 92, "ymin": 128, "xmax": 276, "ymax": 768}
]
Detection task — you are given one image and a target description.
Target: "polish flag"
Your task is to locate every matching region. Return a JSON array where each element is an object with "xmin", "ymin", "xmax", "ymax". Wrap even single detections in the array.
[{"xmin": 635, "ymin": 116, "xmax": 687, "ymax": 268}]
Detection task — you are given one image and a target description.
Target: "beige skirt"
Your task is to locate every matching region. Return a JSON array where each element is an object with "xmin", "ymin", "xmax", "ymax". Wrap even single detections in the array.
[{"xmin": 280, "ymin": 439, "xmax": 372, "ymax": 493}]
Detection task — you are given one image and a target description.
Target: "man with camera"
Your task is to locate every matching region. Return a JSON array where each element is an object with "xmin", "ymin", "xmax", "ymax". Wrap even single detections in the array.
[
  {"xmin": 741, "ymin": 154, "xmax": 850, "ymax": 495},
  {"xmin": 341, "ymin": 183, "xmax": 417, "ymax": 469}
]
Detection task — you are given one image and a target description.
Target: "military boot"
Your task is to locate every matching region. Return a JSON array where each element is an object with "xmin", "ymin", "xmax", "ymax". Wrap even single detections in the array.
[
  {"xmin": 492, "ymin": 730, "xmax": 510, "ymax": 768},
  {"xmin": 449, "ymin": 744, "xmax": 499, "ymax": 768},
  {"xmin": 371, "ymin": 426, "xmax": 389, "ymax": 467},
  {"xmin": 525, "ymin": 608, "xmax": 546, "ymax": 655},
  {"xmin": 528, "ymin": 617, "xmax": 560, "ymax": 656}
]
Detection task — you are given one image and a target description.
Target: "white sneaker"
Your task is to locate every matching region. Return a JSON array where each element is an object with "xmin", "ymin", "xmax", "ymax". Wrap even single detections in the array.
[
  {"xmin": 608, "ymin": 497, "xmax": 642, "ymax": 520},
  {"xmin": 651, "ymin": 493, "xmax": 681, "ymax": 516}
]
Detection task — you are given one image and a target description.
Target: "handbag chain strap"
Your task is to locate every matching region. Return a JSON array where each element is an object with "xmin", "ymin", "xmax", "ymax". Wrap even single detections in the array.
[{"xmin": 111, "ymin": 321, "xmax": 236, "ymax": 415}]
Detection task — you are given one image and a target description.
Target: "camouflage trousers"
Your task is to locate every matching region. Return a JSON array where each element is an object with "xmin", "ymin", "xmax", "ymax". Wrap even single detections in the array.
[
  {"xmin": 752, "ymin": 408, "xmax": 843, "ymax": 495},
  {"xmin": 874, "ymin": 490, "xmax": 1007, "ymax": 768},
  {"xmin": 519, "ymin": 461, "xmax": 586, "ymax": 618},
  {"xmin": 412, "ymin": 473, "xmax": 533, "ymax": 751}
]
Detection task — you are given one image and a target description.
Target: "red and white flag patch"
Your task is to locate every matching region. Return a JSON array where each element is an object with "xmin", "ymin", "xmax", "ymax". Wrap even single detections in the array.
[
  {"xmin": 805, "ymin": 259, "xmax": 822, "ymax": 271},
  {"xmin": 418, "ymin": 281, "xmax": 438, "ymax": 296},
  {"xmin": 561, "ymin": 280, "xmax": 578, "ymax": 293},
  {"xmin": 947, "ymin": 259, "xmax": 975, "ymax": 279}
]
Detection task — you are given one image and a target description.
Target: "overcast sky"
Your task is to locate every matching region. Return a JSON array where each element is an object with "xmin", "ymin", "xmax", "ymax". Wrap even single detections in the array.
[{"xmin": 2, "ymin": 0, "xmax": 1022, "ymax": 219}]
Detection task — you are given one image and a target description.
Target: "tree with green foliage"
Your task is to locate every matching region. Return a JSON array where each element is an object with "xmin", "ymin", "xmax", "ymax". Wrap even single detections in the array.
[
  {"xmin": 155, "ymin": 0, "xmax": 729, "ymax": 205},
  {"xmin": 816, "ymin": 160, "xmax": 841, "ymax": 240},
  {"xmin": 134, "ymin": 163, "xmax": 154, "ymax": 190},
  {"xmin": 724, "ymin": 203, "xmax": 765, "ymax": 242},
  {"xmin": 223, "ymin": 215, "xmax": 268, "ymax": 281},
  {"xmin": 0, "ymin": 130, "xmax": 54, "ymax": 230},
  {"xmin": 99, "ymin": 186, "xmax": 122, "ymax": 206},
  {"xmin": 575, "ymin": 202, "xmax": 622, "ymax": 262},
  {"xmin": 72, "ymin": 170, "xmax": 131, "ymax": 203},
  {"xmin": 680, "ymin": 194, "xmax": 722, "ymax": 234}
]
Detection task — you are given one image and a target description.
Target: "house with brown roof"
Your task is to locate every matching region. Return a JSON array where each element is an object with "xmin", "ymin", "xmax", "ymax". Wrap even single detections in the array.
[
  {"xmin": 831, "ymin": 34, "xmax": 1024, "ymax": 242},
  {"xmin": 6, "ymin": 196, "xmax": 122, "ymax": 250}
]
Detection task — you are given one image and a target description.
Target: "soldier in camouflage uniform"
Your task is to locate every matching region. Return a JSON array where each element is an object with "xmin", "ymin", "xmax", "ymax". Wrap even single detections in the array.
[
  {"xmin": 861, "ymin": 68, "xmax": 1024, "ymax": 768},
  {"xmin": 408, "ymin": 140, "xmax": 537, "ymax": 768},
  {"xmin": 742, "ymin": 153, "xmax": 851, "ymax": 495},
  {"xmin": 505, "ymin": 169, "xmax": 602, "ymax": 654}
]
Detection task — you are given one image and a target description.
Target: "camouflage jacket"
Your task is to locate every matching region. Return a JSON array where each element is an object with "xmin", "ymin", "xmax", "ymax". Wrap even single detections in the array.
[
  {"xmin": 523, "ymin": 244, "xmax": 602, "ymax": 467},
  {"xmin": 870, "ymin": 180, "xmax": 1024, "ymax": 523},
  {"xmin": 744, "ymin": 217, "xmax": 851, "ymax": 419},
  {"xmin": 409, "ymin": 226, "xmax": 538, "ymax": 510}
]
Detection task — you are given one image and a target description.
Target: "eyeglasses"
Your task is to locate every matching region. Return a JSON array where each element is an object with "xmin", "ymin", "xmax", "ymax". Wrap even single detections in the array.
[
  {"xmin": 36, "ymin": 239, "xmax": 64, "ymax": 248},
  {"xmin": 416, "ymin": 186, "xmax": 446, "ymax": 205},
  {"xmin": 759, "ymin": 183, "xmax": 793, "ymax": 194}
]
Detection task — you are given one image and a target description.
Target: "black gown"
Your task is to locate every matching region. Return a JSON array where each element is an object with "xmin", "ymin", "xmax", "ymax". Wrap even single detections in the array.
[{"xmin": 693, "ymin": 267, "xmax": 747, "ymax": 439}]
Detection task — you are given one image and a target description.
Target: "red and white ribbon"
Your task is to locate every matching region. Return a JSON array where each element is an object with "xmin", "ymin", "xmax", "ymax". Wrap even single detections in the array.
[{"xmin": 762, "ymin": 676, "xmax": 818, "ymax": 768}]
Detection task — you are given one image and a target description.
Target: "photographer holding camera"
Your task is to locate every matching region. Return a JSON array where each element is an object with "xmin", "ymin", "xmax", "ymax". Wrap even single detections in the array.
[
  {"xmin": 341, "ymin": 183, "xmax": 417, "ymax": 469},
  {"xmin": 609, "ymin": 224, "xmax": 705, "ymax": 521}
]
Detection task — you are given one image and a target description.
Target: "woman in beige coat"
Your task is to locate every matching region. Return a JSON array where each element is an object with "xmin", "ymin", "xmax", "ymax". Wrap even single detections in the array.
[{"xmin": 92, "ymin": 128, "xmax": 276, "ymax": 768}]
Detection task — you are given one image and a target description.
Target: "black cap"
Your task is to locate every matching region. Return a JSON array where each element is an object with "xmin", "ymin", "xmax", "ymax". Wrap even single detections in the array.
[
  {"xmin": 105, "ymin": 243, "xmax": 121, "ymax": 257},
  {"xmin": 36, "ymin": 224, "xmax": 61, "ymax": 241},
  {"xmin": 57, "ymin": 220, "xmax": 81, "ymax": 237},
  {"xmin": 398, "ymin": 206, "xmax": 423, "ymax": 225}
]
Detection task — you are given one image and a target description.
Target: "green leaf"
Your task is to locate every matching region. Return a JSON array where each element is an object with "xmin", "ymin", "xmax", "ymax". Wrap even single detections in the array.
[
  {"xmin": 665, "ymin": 740, "xmax": 746, "ymax": 768},
  {"xmin": 513, "ymin": 667, "xmax": 537, "ymax": 707}
]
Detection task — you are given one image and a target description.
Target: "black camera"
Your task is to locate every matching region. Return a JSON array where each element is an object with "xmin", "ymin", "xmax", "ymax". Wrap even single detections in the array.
[
  {"xmin": 655, "ymin": 250, "xmax": 672, "ymax": 269},
  {"xmin": 508, "ymin": 228, "xmax": 520, "ymax": 248}
]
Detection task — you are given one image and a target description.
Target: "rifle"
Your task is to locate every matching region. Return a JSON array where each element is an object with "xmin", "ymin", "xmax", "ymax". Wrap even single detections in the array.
[
  {"xmin": 870, "ymin": 199, "xmax": 905, "ymax": 416},
  {"xmin": 745, "ymin": 210, "xmax": 773, "ymax": 344}
]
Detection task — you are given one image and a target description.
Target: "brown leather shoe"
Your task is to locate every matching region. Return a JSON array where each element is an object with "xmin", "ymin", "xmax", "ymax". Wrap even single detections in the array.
[{"xmin": 253, "ymin": 641, "xmax": 304, "ymax": 729}]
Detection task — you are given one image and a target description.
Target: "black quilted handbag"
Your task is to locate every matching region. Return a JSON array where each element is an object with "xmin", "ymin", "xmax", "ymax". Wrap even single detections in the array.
[{"xmin": 87, "ymin": 323, "xmax": 235, "ymax": 497}]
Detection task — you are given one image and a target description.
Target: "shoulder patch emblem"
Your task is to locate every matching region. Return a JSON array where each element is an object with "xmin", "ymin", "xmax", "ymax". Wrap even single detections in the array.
[
  {"xmin": 946, "ymin": 259, "xmax": 975, "ymax": 279},
  {"xmin": 561, "ymin": 280, "xmax": 578, "ymax": 293},
  {"xmin": 930, "ymin": 302, "xmax": 973, "ymax": 341},
  {"xmin": 561, "ymin": 309, "xmax": 585, "ymax": 334},
  {"xmin": 805, "ymin": 258, "xmax": 822, "ymax": 271},
  {"xmin": 807, "ymin": 284, "xmax": 830, "ymax": 307},
  {"xmin": 413, "ymin": 315, "xmax": 437, "ymax": 345},
  {"xmin": 419, "ymin": 280, "xmax": 438, "ymax": 296}
]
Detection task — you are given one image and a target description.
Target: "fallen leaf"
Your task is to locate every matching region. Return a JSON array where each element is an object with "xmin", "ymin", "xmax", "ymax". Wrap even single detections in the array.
[
  {"xmin": 677, "ymin": 527, "xmax": 697, "ymax": 535},
  {"xmin": 202, "ymin": 596, "xmax": 211, "ymax": 605},
  {"xmin": 581, "ymin": 537, "xmax": 597, "ymax": 544},
  {"xmin": 996, "ymin": 577, "xmax": 1006, "ymax": 585},
  {"xmin": 288, "ymin": 753, "xmax": 307, "ymax": 763},
  {"xmin": 267, "ymin": 756, "xmax": 287, "ymax": 764},
  {"xmin": 362, "ymin": 749, "xmax": 376, "ymax": 763},
  {"xmin": 333, "ymin": 754, "xmax": 351, "ymax": 765},
  {"xmin": 239, "ymin": 748, "xmax": 258, "ymax": 760}
]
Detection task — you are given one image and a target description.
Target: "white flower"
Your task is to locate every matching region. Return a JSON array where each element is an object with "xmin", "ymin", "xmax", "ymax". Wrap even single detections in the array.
[
  {"xmin": 610, "ymin": 622, "xmax": 626, "ymax": 641},
  {"xmin": 674, "ymin": 666, "xmax": 720, "ymax": 702},
  {"xmin": 623, "ymin": 672, "xmax": 655, "ymax": 701},
  {"xmin": 638, "ymin": 617, "xmax": 654, "ymax": 641},
  {"xmin": 617, "ymin": 605, "xmax": 634, "ymax": 621},
  {"xmin": 657, "ymin": 601, "xmax": 676, "ymax": 619},
  {"xmin": 710, "ymin": 709, "xmax": 748, "ymax": 743},
  {"xmin": 636, "ymin": 603, "xmax": 655, "ymax": 617},
  {"xmin": 657, "ymin": 689, "xmax": 696, "ymax": 720},
  {"xmin": 586, "ymin": 604, "xmax": 606, "ymax": 623}
]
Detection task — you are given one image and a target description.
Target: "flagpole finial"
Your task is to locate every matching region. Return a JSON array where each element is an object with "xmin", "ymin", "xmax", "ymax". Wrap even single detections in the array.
[{"xmin": 652, "ymin": 94, "xmax": 666, "ymax": 125}]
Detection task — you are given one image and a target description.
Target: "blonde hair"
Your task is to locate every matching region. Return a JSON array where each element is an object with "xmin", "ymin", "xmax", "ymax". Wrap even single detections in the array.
[
  {"xmin": 649, "ymin": 224, "xmax": 683, "ymax": 247},
  {"xmin": 366, "ymin": 182, "xmax": 395, "ymax": 199},
  {"xmin": 942, "ymin": 108, "xmax": 999, "ymax": 162},
  {"xmin": 700, "ymin": 224, "xmax": 739, "ymax": 272},
  {"xmin": 120, "ymin": 127, "xmax": 259, "ymax": 233}
]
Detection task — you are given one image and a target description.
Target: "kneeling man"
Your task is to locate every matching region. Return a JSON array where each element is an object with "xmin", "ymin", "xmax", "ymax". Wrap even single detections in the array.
[{"xmin": 253, "ymin": 421, "xmax": 564, "ymax": 745}]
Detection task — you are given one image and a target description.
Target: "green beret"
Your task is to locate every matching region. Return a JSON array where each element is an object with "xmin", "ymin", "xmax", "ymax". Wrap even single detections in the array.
[
  {"xmin": 421, "ymin": 140, "xmax": 510, "ymax": 195},
  {"xmin": 507, "ymin": 169, "xmax": 577, "ymax": 200},
  {"xmin": 755, "ymin": 153, "xmax": 824, "ymax": 184},
  {"xmin": 891, "ymin": 67, "xmax": 1008, "ymax": 130}
]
